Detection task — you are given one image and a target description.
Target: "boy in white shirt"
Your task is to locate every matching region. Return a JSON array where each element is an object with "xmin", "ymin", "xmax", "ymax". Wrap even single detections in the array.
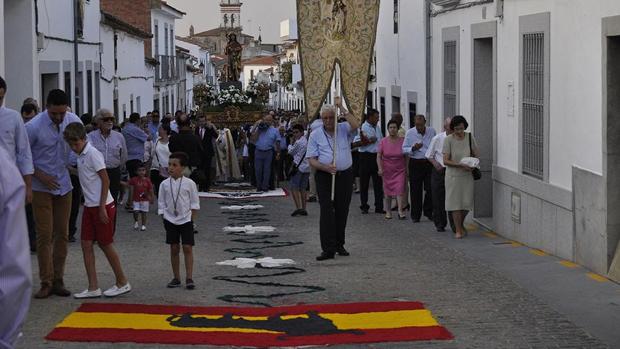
[
  {"xmin": 158, "ymin": 152, "xmax": 200, "ymax": 290},
  {"xmin": 63, "ymin": 122, "xmax": 131, "ymax": 298}
]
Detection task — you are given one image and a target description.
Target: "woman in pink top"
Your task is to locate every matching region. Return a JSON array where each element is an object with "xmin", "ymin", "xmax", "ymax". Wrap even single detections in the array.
[{"xmin": 377, "ymin": 120, "xmax": 407, "ymax": 219}]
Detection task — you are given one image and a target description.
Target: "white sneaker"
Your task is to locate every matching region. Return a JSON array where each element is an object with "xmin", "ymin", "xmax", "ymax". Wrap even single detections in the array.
[
  {"xmin": 74, "ymin": 288, "xmax": 102, "ymax": 299},
  {"xmin": 141, "ymin": 225, "xmax": 146, "ymax": 231},
  {"xmin": 103, "ymin": 283, "xmax": 132, "ymax": 297},
  {"xmin": 133, "ymin": 221, "xmax": 139, "ymax": 230}
]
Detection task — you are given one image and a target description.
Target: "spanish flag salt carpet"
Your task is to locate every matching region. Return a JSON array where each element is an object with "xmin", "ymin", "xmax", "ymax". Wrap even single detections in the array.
[{"xmin": 46, "ymin": 302, "xmax": 453, "ymax": 346}]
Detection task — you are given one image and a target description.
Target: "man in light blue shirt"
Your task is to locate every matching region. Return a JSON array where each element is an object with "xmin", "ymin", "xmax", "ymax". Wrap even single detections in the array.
[
  {"xmin": 402, "ymin": 114, "xmax": 436, "ymax": 222},
  {"xmin": 0, "ymin": 145, "xmax": 32, "ymax": 349},
  {"xmin": 25, "ymin": 89, "xmax": 81, "ymax": 299},
  {"xmin": 147, "ymin": 110, "xmax": 160, "ymax": 141},
  {"xmin": 0, "ymin": 76, "xmax": 34, "ymax": 203},
  {"xmin": 306, "ymin": 101, "xmax": 359, "ymax": 261},
  {"xmin": 88, "ymin": 108, "xmax": 127, "ymax": 203},
  {"xmin": 122, "ymin": 112, "xmax": 148, "ymax": 178},
  {"xmin": 250, "ymin": 114, "xmax": 280, "ymax": 192},
  {"xmin": 358, "ymin": 109, "xmax": 384, "ymax": 214}
]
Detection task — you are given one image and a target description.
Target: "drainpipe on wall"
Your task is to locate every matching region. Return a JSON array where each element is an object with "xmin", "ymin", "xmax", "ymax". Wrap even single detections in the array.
[
  {"xmin": 73, "ymin": 0, "xmax": 79, "ymax": 113},
  {"xmin": 425, "ymin": 0, "xmax": 432, "ymax": 119}
]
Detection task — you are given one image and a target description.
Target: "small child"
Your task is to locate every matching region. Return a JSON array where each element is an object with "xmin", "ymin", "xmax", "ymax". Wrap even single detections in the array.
[
  {"xmin": 63, "ymin": 122, "xmax": 131, "ymax": 299},
  {"xmin": 158, "ymin": 152, "xmax": 200, "ymax": 290},
  {"xmin": 128, "ymin": 165, "xmax": 155, "ymax": 231}
]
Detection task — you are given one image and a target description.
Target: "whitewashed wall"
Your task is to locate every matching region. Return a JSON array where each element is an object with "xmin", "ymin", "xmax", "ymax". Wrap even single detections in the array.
[
  {"xmin": 37, "ymin": 0, "xmax": 101, "ymax": 114},
  {"xmin": 375, "ymin": 0, "xmax": 427, "ymax": 129},
  {"xmin": 100, "ymin": 23, "xmax": 154, "ymax": 121},
  {"xmin": 430, "ymin": 0, "xmax": 619, "ymax": 190},
  {"xmin": 242, "ymin": 64, "xmax": 276, "ymax": 89}
]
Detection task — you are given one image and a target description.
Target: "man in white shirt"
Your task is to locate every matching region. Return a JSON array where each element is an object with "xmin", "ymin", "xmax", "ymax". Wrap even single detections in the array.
[
  {"xmin": 425, "ymin": 117, "xmax": 452, "ymax": 232},
  {"xmin": 402, "ymin": 115, "xmax": 436, "ymax": 222},
  {"xmin": 358, "ymin": 109, "xmax": 384, "ymax": 214}
]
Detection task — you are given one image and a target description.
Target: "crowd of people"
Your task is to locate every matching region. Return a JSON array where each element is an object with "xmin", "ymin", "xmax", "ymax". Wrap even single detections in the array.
[{"xmin": 0, "ymin": 72, "xmax": 481, "ymax": 346}]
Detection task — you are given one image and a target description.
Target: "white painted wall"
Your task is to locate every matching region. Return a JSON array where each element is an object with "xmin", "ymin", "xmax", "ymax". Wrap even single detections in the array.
[
  {"xmin": 3, "ymin": 0, "xmax": 38, "ymax": 109},
  {"xmin": 152, "ymin": 10, "xmax": 177, "ymax": 58},
  {"xmin": 430, "ymin": 0, "xmax": 620, "ymax": 190},
  {"xmin": 100, "ymin": 23, "xmax": 154, "ymax": 121},
  {"xmin": 152, "ymin": 8, "xmax": 183, "ymax": 114},
  {"xmin": 242, "ymin": 63, "xmax": 276, "ymax": 89},
  {"xmin": 37, "ymin": 0, "xmax": 101, "ymax": 114},
  {"xmin": 375, "ymin": 0, "xmax": 427, "ymax": 129}
]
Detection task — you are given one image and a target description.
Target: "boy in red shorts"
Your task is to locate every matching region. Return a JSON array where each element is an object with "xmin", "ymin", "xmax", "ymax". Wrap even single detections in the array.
[{"xmin": 63, "ymin": 122, "xmax": 131, "ymax": 298}]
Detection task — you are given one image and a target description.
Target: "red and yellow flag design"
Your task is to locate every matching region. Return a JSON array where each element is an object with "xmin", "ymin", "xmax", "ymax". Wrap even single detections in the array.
[{"xmin": 46, "ymin": 302, "xmax": 453, "ymax": 347}]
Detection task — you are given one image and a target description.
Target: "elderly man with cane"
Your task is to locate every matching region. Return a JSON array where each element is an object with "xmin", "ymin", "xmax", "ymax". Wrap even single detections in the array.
[{"xmin": 306, "ymin": 98, "xmax": 360, "ymax": 261}]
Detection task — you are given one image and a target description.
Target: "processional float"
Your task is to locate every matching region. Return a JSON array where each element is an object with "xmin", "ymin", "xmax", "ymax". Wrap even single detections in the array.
[{"xmin": 297, "ymin": 0, "xmax": 381, "ymax": 199}]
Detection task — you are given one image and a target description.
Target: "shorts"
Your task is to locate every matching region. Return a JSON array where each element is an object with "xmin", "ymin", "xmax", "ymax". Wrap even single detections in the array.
[
  {"xmin": 81, "ymin": 202, "xmax": 116, "ymax": 245},
  {"xmin": 164, "ymin": 220, "xmax": 195, "ymax": 246},
  {"xmin": 133, "ymin": 201, "xmax": 150, "ymax": 212},
  {"xmin": 289, "ymin": 171, "xmax": 310, "ymax": 190}
]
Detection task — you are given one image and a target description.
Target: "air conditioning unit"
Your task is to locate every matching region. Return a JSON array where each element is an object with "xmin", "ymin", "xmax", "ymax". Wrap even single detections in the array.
[{"xmin": 431, "ymin": 0, "xmax": 460, "ymax": 7}]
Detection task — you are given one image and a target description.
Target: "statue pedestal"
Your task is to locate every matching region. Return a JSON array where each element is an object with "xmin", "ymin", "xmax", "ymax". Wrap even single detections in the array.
[{"xmin": 220, "ymin": 81, "xmax": 242, "ymax": 90}]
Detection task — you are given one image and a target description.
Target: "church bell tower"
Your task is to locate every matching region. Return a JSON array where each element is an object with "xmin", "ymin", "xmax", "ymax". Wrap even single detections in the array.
[{"xmin": 220, "ymin": 0, "xmax": 242, "ymax": 29}]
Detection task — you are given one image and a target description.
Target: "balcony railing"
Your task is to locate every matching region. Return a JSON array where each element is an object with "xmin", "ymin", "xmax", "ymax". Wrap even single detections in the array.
[{"xmin": 155, "ymin": 55, "xmax": 180, "ymax": 83}]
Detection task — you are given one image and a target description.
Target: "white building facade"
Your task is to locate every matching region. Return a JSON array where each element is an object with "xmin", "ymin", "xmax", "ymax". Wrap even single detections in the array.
[
  {"xmin": 373, "ymin": 0, "xmax": 428, "ymax": 131},
  {"xmin": 426, "ymin": 0, "xmax": 620, "ymax": 277},
  {"xmin": 100, "ymin": 12, "xmax": 154, "ymax": 122},
  {"xmin": 1, "ymin": 0, "xmax": 38, "ymax": 109},
  {"xmin": 36, "ymin": 0, "xmax": 102, "ymax": 116},
  {"xmin": 151, "ymin": 3, "xmax": 184, "ymax": 115}
]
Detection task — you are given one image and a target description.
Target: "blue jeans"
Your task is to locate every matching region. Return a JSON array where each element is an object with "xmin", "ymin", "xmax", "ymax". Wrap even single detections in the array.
[{"xmin": 254, "ymin": 149, "xmax": 273, "ymax": 191}]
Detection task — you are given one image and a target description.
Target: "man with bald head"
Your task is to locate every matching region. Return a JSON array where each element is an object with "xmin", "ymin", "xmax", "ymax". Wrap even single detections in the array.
[{"xmin": 425, "ymin": 117, "xmax": 453, "ymax": 232}]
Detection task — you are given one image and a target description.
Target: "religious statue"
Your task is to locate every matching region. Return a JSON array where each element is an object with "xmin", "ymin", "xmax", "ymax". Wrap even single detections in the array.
[
  {"xmin": 332, "ymin": 0, "xmax": 347, "ymax": 39},
  {"xmin": 223, "ymin": 14, "xmax": 229, "ymax": 27},
  {"xmin": 321, "ymin": 0, "xmax": 348, "ymax": 42},
  {"xmin": 224, "ymin": 33, "xmax": 243, "ymax": 82}
]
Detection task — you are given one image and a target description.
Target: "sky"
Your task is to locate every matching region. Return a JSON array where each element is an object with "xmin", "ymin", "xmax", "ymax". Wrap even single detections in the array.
[{"xmin": 167, "ymin": 0, "xmax": 297, "ymax": 43}]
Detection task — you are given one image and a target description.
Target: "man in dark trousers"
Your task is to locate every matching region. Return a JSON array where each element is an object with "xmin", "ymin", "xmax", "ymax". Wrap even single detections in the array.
[
  {"xmin": 402, "ymin": 115, "xmax": 436, "ymax": 222},
  {"xmin": 306, "ymin": 101, "xmax": 360, "ymax": 261},
  {"xmin": 195, "ymin": 114, "xmax": 218, "ymax": 191}
]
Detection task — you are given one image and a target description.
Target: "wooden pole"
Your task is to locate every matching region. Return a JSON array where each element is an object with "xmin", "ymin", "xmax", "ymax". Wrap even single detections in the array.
[{"xmin": 331, "ymin": 105, "xmax": 337, "ymax": 201}]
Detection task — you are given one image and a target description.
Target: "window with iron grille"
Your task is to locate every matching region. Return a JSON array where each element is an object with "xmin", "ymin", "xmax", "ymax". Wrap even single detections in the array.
[
  {"xmin": 522, "ymin": 33, "xmax": 544, "ymax": 179},
  {"xmin": 443, "ymin": 41, "xmax": 457, "ymax": 119}
]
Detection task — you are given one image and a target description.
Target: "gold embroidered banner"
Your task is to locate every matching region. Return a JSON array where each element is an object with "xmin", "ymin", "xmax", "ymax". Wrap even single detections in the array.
[{"xmin": 297, "ymin": 0, "xmax": 380, "ymax": 121}]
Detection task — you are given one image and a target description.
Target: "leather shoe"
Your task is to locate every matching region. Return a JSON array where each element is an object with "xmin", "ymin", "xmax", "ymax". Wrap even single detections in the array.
[
  {"xmin": 336, "ymin": 248, "xmax": 350, "ymax": 256},
  {"xmin": 34, "ymin": 284, "xmax": 52, "ymax": 299},
  {"xmin": 52, "ymin": 280, "xmax": 71, "ymax": 297},
  {"xmin": 316, "ymin": 252, "xmax": 335, "ymax": 261}
]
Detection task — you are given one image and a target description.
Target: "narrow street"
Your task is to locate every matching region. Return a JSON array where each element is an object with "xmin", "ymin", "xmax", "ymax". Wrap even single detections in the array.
[{"xmin": 21, "ymin": 191, "xmax": 619, "ymax": 348}]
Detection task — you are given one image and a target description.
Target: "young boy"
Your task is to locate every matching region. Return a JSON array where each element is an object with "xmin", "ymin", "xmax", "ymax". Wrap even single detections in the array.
[
  {"xmin": 128, "ymin": 165, "xmax": 155, "ymax": 231},
  {"xmin": 158, "ymin": 152, "xmax": 200, "ymax": 290},
  {"xmin": 63, "ymin": 122, "xmax": 131, "ymax": 298}
]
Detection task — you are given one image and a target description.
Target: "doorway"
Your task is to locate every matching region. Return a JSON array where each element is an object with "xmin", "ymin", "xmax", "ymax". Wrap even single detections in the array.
[
  {"xmin": 472, "ymin": 37, "xmax": 494, "ymax": 223},
  {"xmin": 606, "ymin": 35, "xmax": 620, "ymax": 270}
]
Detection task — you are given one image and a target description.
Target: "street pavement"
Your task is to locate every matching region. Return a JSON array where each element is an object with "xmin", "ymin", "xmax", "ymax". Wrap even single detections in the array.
[{"xmin": 17, "ymin": 189, "xmax": 620, "ymax": 349}]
